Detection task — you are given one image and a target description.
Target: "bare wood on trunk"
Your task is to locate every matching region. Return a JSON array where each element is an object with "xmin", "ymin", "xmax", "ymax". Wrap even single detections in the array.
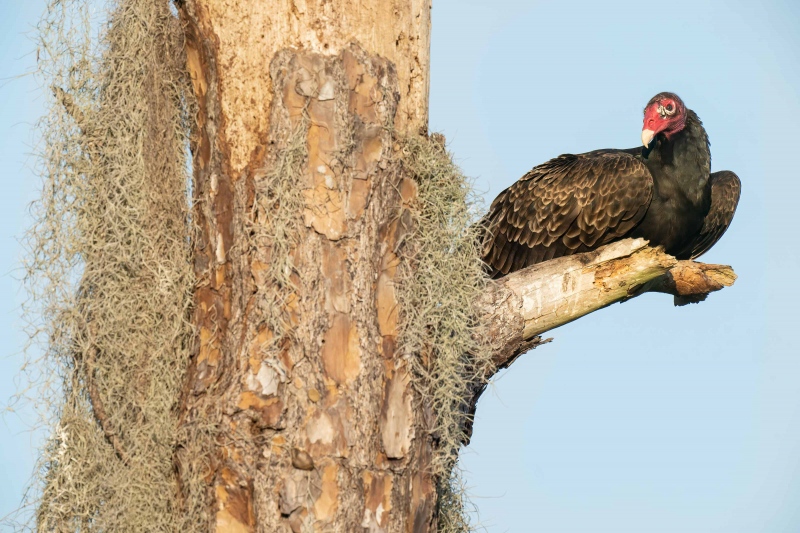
[{"xmin": 181, "ymin": 0, "xmax": 430, "ymax": 178}]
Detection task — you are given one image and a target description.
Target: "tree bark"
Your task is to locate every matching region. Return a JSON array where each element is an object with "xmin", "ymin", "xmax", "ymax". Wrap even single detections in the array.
[{"xmin": 175, "ymin": 1, "xmax": 436, "ymax": 531}]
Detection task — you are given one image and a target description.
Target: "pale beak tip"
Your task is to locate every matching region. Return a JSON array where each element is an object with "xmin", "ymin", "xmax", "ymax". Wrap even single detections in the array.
[{"xmin": 642, "ymin": 129, "xmax": 655, "ymax": 148}]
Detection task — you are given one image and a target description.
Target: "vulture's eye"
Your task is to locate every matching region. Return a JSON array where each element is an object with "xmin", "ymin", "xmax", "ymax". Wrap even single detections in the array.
[
  {"xmin": 664, "ymin": 103, "xmax": 675, "ymax": 115},
  {"xmin": 666, "ymin": 104, "xmax": 674, "ymax": 112}
]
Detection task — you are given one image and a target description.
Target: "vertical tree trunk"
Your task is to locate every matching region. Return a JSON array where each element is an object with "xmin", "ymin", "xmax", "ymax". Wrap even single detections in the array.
[{"xmin": 175, "ymin": 1, "xmax": 436, "ymax": 530}]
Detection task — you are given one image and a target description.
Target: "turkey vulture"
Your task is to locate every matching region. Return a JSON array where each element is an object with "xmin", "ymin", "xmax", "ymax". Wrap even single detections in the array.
[{"xmin": 482, "ymin": 92, "xmax": 741, "ymax": 277}]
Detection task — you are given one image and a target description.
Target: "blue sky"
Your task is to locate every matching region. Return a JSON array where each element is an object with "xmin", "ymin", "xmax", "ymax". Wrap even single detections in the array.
[
  {"xmin": 2, "ymin": 0, "xmax": 800, "ymax": 531},
  {"xmin": 1, "ymin": 1, "xmax": 51, "ymax": 525}
]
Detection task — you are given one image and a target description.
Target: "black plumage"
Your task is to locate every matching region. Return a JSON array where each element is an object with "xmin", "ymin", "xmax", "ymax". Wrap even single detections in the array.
[{"xmin": 482, "ymin": 93, "xmax": 741, "ymax": 277}]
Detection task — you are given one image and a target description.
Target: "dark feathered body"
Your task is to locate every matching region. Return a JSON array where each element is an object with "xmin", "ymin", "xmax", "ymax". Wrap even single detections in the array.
[
  {"xmin": 631, "ymin": 110, "xmax": 711, "ymax": 258},
  {"xmin": 482, "ymin": 100, "xmax": 740, "ymax": 278}
]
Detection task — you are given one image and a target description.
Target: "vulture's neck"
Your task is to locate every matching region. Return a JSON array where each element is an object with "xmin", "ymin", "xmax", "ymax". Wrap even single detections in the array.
[{"xmin": 645, "ymin": 109, "xmax": 711, "ymax": 206}]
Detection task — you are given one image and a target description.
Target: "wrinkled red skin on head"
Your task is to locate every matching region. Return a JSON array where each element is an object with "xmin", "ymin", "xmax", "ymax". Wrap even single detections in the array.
[{"xmin": 643, "ymin": 96, "xmax": 687, "ymax": 140}]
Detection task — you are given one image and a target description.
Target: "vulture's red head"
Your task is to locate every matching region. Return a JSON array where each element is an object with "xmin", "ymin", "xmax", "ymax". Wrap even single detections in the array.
[{"xmin": 641, "ymin": 92, "xmax": 687, "ymax": 148}]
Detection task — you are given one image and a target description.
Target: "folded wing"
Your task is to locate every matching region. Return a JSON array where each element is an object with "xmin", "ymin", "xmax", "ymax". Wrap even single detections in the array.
[
  {"xmin": 689, "ymin": 170, "xmax": 741, "ymax": 259},
  {"xmin": 482, "ymin": 151, "xmax": 653, "ymax": 277}
]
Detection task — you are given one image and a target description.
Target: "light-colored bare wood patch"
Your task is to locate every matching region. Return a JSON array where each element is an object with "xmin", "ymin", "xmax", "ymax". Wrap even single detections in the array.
[
  {"xmin": 189, "ymin": 0, "xmax": 430, "ymax": 174},
  {"xmin": 380, "ymin": 364, "xmax": 413, "ymax": 459},
  {"xmin": 313, "ymin": 462, "xmax": 340, "ymax": 521}
]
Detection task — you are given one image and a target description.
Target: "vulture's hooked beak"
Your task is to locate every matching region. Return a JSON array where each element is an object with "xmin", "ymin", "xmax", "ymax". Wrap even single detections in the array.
[{"xmin": 641, "ymin": 128, "xmax": 655, "ymax": 148}]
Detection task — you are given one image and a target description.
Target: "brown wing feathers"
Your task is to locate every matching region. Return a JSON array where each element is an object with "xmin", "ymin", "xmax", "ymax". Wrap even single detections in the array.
[{"xmin": 482, "ymin": 152, "xmax": 653, "ymax": 277}]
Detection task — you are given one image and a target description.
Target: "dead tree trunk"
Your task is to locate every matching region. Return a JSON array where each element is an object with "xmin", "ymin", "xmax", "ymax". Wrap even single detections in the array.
[{"xmin": 175, "ymin": 1, "xmax": 439, "ymax": 531}]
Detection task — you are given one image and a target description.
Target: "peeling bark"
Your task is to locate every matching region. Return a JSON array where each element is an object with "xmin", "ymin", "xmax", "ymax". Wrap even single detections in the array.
[{"xmin": 175, "ymin": 0, "xmax": 436, "ymax": 525}]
